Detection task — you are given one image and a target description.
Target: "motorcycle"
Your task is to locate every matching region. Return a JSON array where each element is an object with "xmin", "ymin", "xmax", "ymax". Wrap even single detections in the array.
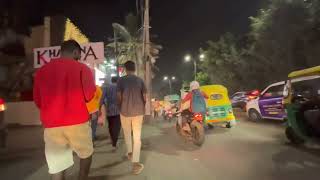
[
  {"xmin": 164, "ymin": 107, "xmax": 179, "ymax": 122},
  {"xmin": 164, "ymin": 110, "xmax": 174, "ymax": 121},
  {"xmin": 176, "ymin": 110, "xmax": 205, "ymax": 146}
]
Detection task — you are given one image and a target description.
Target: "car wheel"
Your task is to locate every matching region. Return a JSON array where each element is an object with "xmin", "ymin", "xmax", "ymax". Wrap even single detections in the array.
[{"xmin": 248, "ymin": 109, "xmax": 262, "ymax": 122}]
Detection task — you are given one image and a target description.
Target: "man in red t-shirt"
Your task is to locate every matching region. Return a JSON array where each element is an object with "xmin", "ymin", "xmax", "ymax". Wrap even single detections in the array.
[{"xmin": 33, "ymin": 40, "xmax": 96, "ymax": 180}]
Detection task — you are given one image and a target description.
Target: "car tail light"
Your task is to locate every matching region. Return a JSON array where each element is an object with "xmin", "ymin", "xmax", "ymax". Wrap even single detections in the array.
[
  {"xmin": 193, "ymin": 113, "xmax": 203, "ymax": 122},
  {"xmin": 0, "ymin": 98, "xmax": 6, "ymax": 111},
  {"xmin": 247, "ymin": 90, "xmax": 260, "ymax": 101},
  {"xmin": 248, "ymin": 95, "xmax": 256, "ymax": 100},
  {"xmin": 251, "ymin": 90, "xmax": 260, "ymax": 96}
]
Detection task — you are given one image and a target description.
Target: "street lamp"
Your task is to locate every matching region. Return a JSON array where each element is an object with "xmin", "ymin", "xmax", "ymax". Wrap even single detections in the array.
[
  {"xmin": 184, "ymin": 54, "xmax": 205, "ymax": 81},
  {"xmin": 199, "ymin": 54, "xmax": 205, "ymax": 61},
  {"xmin": 163, "ymin": 76, "xmax": 176, "ymax": 94},
  {"xmin": 184, "ymin": 55, "xmax": 192, "ymax": 62}
]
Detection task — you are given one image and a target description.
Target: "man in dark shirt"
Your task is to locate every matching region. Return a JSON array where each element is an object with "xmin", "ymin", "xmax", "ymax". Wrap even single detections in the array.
[{"xmin": 117, "ymin": 61, "xmax": 146, "ymax": 175}]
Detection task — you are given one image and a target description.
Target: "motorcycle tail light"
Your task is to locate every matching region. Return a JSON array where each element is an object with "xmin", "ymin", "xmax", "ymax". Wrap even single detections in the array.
[{"xmin": 193, "ymin": 113, "xmax": 203, "ymax": 121}]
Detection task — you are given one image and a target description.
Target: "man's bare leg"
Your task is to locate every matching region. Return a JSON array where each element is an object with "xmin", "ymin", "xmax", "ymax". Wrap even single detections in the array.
[
  {"xmin": 51, "ymin": 171, "xmax": 65, "ymax": 180},
  {"xmin": 78, "ymin": 155, "xmax": 92, "ymax": 180}
]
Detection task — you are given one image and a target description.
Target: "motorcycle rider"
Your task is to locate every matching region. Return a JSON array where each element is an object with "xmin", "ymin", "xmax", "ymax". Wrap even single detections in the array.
[{"xmin": 180, "ymin": 81, "xmax": 208, "ymax": 130}]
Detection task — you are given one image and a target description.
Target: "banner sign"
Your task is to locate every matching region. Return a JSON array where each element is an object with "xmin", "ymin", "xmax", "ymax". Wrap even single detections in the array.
[{"xmin": 33, "ymin": 42, "xmax": 104, "ymax": 68}]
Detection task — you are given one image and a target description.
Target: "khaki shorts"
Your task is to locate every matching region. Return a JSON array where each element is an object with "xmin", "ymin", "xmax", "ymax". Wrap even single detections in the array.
[{"xmin": 44, "ymin": 122, "xmax": 94, "ymax": 174}]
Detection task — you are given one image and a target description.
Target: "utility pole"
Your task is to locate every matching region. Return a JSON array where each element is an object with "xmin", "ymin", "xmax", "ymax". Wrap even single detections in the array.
[
  {"xmin": 168, "ymin": 79, "xmax": 172, "ymax": 94},
  {"xmin": 194, "ymin": 61, "xmax": 197, "ymax": 81},
  {"xmin": 143, "ymin": 0, "xmax": 152, "ymax": 116}
]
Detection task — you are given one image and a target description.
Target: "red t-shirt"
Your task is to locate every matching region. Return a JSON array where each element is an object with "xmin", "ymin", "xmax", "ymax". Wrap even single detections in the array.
[{"xmin": 33, "ymin": 58, "xmax": 96, "ymax": 128}]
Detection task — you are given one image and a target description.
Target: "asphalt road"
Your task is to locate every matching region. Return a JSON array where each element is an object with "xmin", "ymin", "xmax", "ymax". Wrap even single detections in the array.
[{"xmin": 1, "ymin": 111, "xmax": 320, "ymax": 180}]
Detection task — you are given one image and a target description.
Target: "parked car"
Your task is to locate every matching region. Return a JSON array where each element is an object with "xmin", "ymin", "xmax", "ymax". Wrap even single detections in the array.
[
  {"xmin": 246, "ymin": 81, "xmax": 286, "ymax": 121},
  {"xmin": 231, "ymin": 90, "xmax": 260, "ymax": 111},
  {"xmin": 231, "ymin": 92, "xmax": 248, "ymax": 110}
]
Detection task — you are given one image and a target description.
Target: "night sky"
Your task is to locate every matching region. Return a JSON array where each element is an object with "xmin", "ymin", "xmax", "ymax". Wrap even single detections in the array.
[{"xmin": 4, "ymin": 0, "xmax": 264, "ymax": 91}]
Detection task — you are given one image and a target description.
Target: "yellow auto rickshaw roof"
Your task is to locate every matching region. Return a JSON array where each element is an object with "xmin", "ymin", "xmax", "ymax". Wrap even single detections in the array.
[
  {"xmin": 288, "ymin": 66, "xmax": 320, "ymax": 78},
  {"xmin": 200, "ymin": 85, "xmax": 230, "ymax": 106},
  {"xmin": 200, "ymin": 85, "xmax": 228, "ymax": 93}
]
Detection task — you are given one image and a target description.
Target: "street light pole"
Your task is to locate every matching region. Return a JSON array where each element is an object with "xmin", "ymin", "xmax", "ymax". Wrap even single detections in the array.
[
  {"xmin": 184, "ymin": 54, "xmax": 205, "ymax": 81},
  {"xmin": 164, "ymin": 76, "xmax": 175, "ymax": 94},
  {"xmin": 168, "ymin": 79, "xmax": 172, "ymax": 94},
  {"xmin": 194, "ymin": 60, "xmax": 197, "ymax": 81}
]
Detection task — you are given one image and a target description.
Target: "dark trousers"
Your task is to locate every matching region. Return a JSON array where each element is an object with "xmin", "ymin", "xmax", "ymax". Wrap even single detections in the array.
[
  {"xmin": 90, "ymin": 112, "xmax": 99, "ymax": 141},
  {"xmin": 107, "ymin": 115, "xmax": 121, "ymax": 147}
]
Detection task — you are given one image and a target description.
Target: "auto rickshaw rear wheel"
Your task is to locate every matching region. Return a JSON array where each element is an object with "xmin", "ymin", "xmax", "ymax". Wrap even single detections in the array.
[{"xmin": 285, "ymin": 127, "xmax": 305, "ymax": 145}]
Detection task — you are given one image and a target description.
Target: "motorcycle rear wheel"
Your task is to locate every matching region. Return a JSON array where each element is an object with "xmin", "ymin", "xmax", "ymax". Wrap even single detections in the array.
[{"xmin": 191, "ymin": 121, "xmax": 205, "ymax": 146}]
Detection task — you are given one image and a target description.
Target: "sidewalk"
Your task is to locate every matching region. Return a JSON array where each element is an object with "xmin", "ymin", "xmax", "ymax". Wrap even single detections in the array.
[{"xmin": 0, "ymin": 119, "xmax": 183, "ymax": 180}]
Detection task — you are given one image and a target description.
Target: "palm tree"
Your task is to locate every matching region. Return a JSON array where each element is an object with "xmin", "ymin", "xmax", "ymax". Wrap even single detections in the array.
[
  {"xmin": 107, "ymin": 13, "xmax": 145, "ymax": 78},
  {"xmin": 107, "ymin": 13, "xmax": 162, "ymax": 79}
]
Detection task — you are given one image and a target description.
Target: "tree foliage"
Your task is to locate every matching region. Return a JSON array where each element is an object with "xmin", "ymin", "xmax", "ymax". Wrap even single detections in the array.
[
  {"xmin": 107, "ymin": 13, "xmax": 145, "ymax": 77},
  {"xmin": 200, "ymin": 33, "xmax": 246, "ymax": 92},
  {"xmin": 199, "ymin": 0, "xmax": 320, "ymax": 93},
  {"xmin": 196, "ymin": 72, "xmax": 211, "ymax": 86}
]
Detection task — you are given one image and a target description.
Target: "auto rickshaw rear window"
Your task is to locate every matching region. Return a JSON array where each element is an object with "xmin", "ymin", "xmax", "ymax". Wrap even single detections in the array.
[{"xmin": 210, "ymin": 94, "xmax": 223, "ymax": 100}]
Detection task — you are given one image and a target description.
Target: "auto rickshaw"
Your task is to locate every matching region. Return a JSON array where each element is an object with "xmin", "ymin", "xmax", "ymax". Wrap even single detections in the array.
[
  {"xmin": 200, "ymin": 85, "xmax": 236, "ymax": 128},
  {"xmin": 284, "ymin": 65, "xmax": 320, "ymax": 144}
]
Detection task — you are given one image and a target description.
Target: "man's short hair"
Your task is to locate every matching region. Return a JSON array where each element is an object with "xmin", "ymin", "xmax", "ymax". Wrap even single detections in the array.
[
  {"xmin": 111, "ymin": 76, "xmax": 118, "ymax": 83},
  {"xmin": 124, "ymin": 61, "xmax": 136, "ymax": 72},
  {"xmin": 61, "ymin": 40, "xmax": 82, "ymax": 54}
]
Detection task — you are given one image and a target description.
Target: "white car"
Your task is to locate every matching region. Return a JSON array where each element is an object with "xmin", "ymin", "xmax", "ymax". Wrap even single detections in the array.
[{"xmin": 246, "ymin": 81, "xmax": 286, "ymax": 121}]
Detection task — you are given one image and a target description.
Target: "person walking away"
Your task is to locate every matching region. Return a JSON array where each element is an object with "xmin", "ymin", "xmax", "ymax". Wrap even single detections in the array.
[
  {"xmin": 117, "ymin": 61, "xmax": 146, "ymax": 175},
  {"xmin": 101, "ymin": 76, "xmax": 121, "ymax": 151},
  {"xmin": 86, "ymin": 85, "xmax": 103, "ymax": 141},
  {"xmin": 33, "ymin": 40, "xmax": 96, "ymax": 180}
]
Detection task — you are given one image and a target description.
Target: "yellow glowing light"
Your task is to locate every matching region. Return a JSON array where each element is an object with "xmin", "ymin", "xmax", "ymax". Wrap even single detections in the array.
[
  {"xmin": 0, "ymin": 104, "xmax": 6, "ymax": 111},
  {"xmin": 64, "ymin": 18, "xmax": 89, "ymax": 44}
]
